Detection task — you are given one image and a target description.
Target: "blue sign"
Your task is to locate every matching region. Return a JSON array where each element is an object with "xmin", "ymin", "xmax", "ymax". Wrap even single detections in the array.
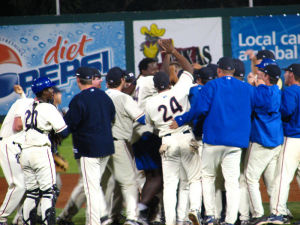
[
  {"xmin": 0, "ymin": 21, "xmax": 125, "ymax": 115},
  {"xmin": 231, "ymin": 15, "xmax": 300, "ymax": 78}
]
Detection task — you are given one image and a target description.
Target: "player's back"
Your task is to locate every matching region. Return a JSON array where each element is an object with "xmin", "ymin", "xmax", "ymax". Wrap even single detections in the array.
[
  {"xmin": 0, "ymin": 98, "xmax": 34, "ymax": 140},
  {"xmin": 146, "ymin": 71, "xmax": 194, "ymax": 137},
  {"xmin": 201, "ymin": 76, "xmax": 254, "ymax": 148}
]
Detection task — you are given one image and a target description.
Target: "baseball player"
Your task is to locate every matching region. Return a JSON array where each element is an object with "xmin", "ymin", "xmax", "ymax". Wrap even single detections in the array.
[
  {"xmin": 105, "ymin": 66, "xmax": 146, "ymax": 225},
  {"xmin": 171, "ymin": 57, "xmax": 256, "ymax": 225},
  {"xmin": 15, "ymin": 77, "xmax": 68, "ymax": 225},
  {"xmin": 266, "ymin": 63, "xmax": 300, "ymax": 224},
  {"xmin": 64, "ymin": 67, "xmax": 115, "ymax": 225},
  {"xmin": 145, "ymin": 39, "xmax": 202, "ymax": 225},
  {"xmin": 0, "ymin": 89, "xmax": 33, "ymax": 225},
  {"xmin": 245, "ymin": 64, "xmax": 283, "ymax": 225}
]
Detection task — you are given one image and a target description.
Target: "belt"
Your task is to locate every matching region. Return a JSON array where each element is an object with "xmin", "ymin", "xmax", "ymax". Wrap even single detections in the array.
[
  {"xmin": 113, "ymin": 137, "xmax": 118, "ymax": 141},
  {"xmin": 0, "ymin": 137, "xmax": 2, "ymax": 141},
  {"xmin": 164, "ymin": 130, "xmax": 190, "ymax": 137}
]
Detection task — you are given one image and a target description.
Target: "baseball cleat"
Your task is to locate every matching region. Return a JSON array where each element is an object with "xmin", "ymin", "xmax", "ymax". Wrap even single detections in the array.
[
  {"xmin": 204, "ymin": 216, "xmax": 216, "ymax": 225},
  {"xmin": 267, "ymin": 214, "xmax": 285, "ymax": 225},
  {"xmin": 101, "ymin": 216, "xmax": 113, "ymax": 225},
  {"xmin": 240, "ymin": 220, "xmax": 250, "ymax": 225},
  {"xmin": 249, "ymin": 216, "xmax": 268, "ymax": 225},
  {"xmin": 56, "ymin": 217, "xmax": 75, "ymax": 225},
  {"xmin": 123, "ymin": 219, "xmax": 140, "ymax": 225},
  {"xmin": 188, "ymin": 209, "xmax": 202, "ymax": 225}
]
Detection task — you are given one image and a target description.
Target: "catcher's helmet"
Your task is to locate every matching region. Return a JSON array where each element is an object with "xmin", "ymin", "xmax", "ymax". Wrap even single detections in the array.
[{"xmin": 31, "ymin": 77, "xmax": 55, "ymax": 94}]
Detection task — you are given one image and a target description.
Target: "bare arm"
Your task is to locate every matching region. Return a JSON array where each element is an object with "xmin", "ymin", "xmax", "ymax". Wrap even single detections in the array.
[{"xmin": 13, "ymin": 117, "xmax": 23, "ymax": 132}]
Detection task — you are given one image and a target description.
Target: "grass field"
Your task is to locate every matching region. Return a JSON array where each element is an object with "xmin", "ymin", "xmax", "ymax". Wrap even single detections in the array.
[{"xmin": 5, "ymin": 203, "xmax": 300, "ymax": 224}]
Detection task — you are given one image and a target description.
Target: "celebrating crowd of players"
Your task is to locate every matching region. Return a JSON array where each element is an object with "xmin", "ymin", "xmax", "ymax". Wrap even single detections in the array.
[{"xmin": 0, "ymin": 38, "xmax": 299, "ymax": 225}]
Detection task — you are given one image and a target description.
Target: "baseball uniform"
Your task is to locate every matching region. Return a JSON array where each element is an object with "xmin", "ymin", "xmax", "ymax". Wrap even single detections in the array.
[
  {"xmin": 175, "ymin": 57, "xmax": 255, "ymax": 225},
  {"xmin": 145, "ymin": 71, "xmax": 202, "ymax": 225},
  {"xmin": 18, "ymin": 99, "xmax": 67, "ymax": 225},
  {"xmin": 0, "ymin": 98, "xmax": 33, "ymax": 223},
  {"xmin": 64, "ymin": 67, "xmax": 115, "ymax": 225},
  {"xmin": 270, "ymin": 83, "xmax": 300, "ymax": 218}
]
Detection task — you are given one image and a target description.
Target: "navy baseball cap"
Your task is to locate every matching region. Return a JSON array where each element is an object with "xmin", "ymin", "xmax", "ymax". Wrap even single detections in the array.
[
  {"xmin": 259, "ymin": 65, "xmax": 281, "ymax": 79},
  {"xmin": 256, "ymin": 50, "xmax": 275, "ymax": 60},
  {"xmin": 194, "ymin": 67, "xmax": 215, "ymax": 81},
  {"xmin": 217, "ymin": 57, "xmax": 235, "ymax": 70},
  {"xmin": 75, "ymin": 67, "xmax": 94, "ymax": 80},
  {"xmin": 106, "ymin": 67, "xmax": 125, "ymax": 85},
  {"xmin": 233, "ymin": 59, "xmax": 245, "ymax": 78},
  {"xmin": 206, "ymin": 64, "xmax": 218, "ymax": 77},
  {"xmin": 282, "ymin": 63, "xmax": 300, "ymax": 78},
  {"xmin": 256, "ymin": 58, "xmax": 277, "ymax": 69},
  {"xmin": 153, "ymin": 71, "xmax": 170, "ymax": 90}
]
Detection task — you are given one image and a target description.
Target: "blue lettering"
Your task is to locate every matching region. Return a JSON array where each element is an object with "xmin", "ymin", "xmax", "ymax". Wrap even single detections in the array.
[
  {"xmin": 39, "ymin": 64, "xmax": 59, "ymax": 85},
  {"xmin": 60, "ymin": 59, "xmax": 80, "ymax": 85},
  {"xmin": 18, "ymin": 70, "xmax": 38, "ymax": 92}
]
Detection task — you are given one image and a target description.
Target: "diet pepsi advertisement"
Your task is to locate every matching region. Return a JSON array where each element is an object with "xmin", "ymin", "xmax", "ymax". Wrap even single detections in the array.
[
  {"xmin": 0, "ymin": 21, "xmax": 126, "ymax": 115},
  {"xmin": 231, "ymin": 15, "xmax": 300, "ymax": 76}
]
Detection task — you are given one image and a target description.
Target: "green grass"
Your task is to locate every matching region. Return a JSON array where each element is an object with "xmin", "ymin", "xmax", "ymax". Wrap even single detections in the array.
[
  {"xmin": 0, "ymin": 135, "xmax": 79, "ymax": 177},
  {"xmin": 5, "ymin": 203, "xmax": 300, "ymax": 225}
]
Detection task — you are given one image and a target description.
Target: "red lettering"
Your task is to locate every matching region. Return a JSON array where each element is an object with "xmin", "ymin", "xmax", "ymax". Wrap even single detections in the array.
[
  {"xmin": 44, "ymin": 36, "xmax": 62, "ymax": 64},
  {"xmin": 66, "ymin": 44, "xmax": 78, "ymax": 60},
  {"xmin": 43, "ymin": 35, "xmax": 93, "ymax": 65}
]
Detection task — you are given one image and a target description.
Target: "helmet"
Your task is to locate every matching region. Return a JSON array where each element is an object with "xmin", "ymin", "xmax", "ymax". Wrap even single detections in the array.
[{"xmin": 31, "ymin": 77, "xmax": 55, "ymax": 94}]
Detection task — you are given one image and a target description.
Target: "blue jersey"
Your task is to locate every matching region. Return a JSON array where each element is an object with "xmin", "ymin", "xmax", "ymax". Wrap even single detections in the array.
[
  {"xmin": 250, "ymin": 84, "xmax": 283, "ymax": 147},
  {"xmin": 64, "ymin": 87, "xmax": 116, "ymax": 158},
  {"xmin": 280, "ymin": 84, "xmax": 300, "ymax": 138},
  {"xmin": 176, "ymin": 76, "xmax": 254, "ymax": 148},
  {"xmin": 188, "ymin": 85, "xmax": 204, "ymax": 138}
]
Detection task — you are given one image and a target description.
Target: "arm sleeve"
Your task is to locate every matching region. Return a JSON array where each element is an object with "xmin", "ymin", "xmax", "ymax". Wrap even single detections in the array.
[
  {"xmin": 173, "ymin": 71, "xmax": 194, "ymax": 96},
  {"xmin": 281, "ymin": 88, "xmax": 296, "ymax": 118},
  {"xmin": 254, "ymin": 85, "xmax": 276, "ymax": 112},
  {"xmin": 175, "ymin": 83, "xmax": 212, "ymax": 127},
  {"xmin": 64, "ymin": 97, "xmax": 83, "ymax": 132},
  {"xmin": 47, "ymin": 105, "xmax": 68, "ymax": 133},
  {"xmin": 124, "ymin": 95, "xmax": 145, "ymax": 122}
]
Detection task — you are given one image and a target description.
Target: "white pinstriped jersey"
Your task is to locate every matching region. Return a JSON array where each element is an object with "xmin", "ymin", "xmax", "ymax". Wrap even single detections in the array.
[
  {"xmin": 0, "ymin": 98, "xmax": 34, "ymax": 141},
  {"xmin": 106, "ymin": 89, "xmax": 144, "ymax": 141},
  {"xmin": 145, "ymin": 71, "xmax": 194, "ymax": 137},
  {"xmin": 19, "ymin": 100, "xmax": 67, "ymax": 148},
  {"xmin": 134, "ymin": 75, "xmax": 158, "ymax": 110}
]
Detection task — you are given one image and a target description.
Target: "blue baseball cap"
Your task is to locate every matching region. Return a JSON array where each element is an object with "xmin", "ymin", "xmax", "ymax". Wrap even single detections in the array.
[
  {"xmin": 31, "ymin": 77, "xmax": 55, "ymax": 94},
  {"xmin": 256, "ymin": 58, "xmax": 277, "ymax": 69}
]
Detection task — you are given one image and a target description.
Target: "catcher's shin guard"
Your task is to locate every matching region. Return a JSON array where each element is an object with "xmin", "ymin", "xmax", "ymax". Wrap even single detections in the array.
[
  {"xmin": 40, "ymin": 187, "xmax": 56, "ymax": 225},
  {"xmin": 23, "ymin": 188, "xmax": 40, "ymax": 225}
]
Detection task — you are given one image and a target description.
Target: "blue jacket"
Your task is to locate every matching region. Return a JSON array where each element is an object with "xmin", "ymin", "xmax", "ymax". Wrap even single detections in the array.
[
  {"xmin": 64, "ymin": 87, "xmax": 115, "ymax": 158},
  {"xmin": 176, "ymin": 76, "xmax": 254, "ymax": 148},
  {"xmin": 188, "ymin": 85, "xmax": 205, "ymax": 138},
  {"xmin": 280, "ymin": 84, "xmax": 300, "ymax": 138},
  {"xmin": 250, "ymin": 84, "xmax": 283, "ymax": 147}
]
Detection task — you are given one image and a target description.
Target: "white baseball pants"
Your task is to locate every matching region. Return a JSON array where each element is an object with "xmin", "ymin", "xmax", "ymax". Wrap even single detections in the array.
[
  {"xmin": 245, "ymin": 142, "xmax": 281, "ymax": 218},
  {"xmin": 161, "ymin": 132, "xmax": 202, "ymax": 225},
  {"xmin": 201, "ymin": 144, "xmax": 242, "ymax": 224},
  {"xmin": 80, "ymin": 156, "xmax": 110, "ymax": 225},
  {"xmin": 270, "ymin": 137, "xmax": 300, "ymax": 215},
  {"xmin": 0, "ymin": 140, "xmax": 25, "ymax": 223}
]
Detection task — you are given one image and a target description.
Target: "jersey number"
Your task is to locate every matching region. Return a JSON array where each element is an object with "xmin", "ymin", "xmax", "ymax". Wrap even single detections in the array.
[
  {"xmin": 158, "ymin": 97, "xmax": 183, "ymax": 122},
  {"xmin": 25, "ymin": 109, "xmax": 38, "ymax": 129}
]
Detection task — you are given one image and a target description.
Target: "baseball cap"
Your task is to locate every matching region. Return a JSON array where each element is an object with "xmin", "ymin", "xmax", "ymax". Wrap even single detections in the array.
[
  {"xmin": 194, "ymin": 67, "xmax": 215, "ymax": 81},
  {"xmin": 233, "ymin": 59, "xmax": 245, "ymax": 78},
  {"xmin": 282, "ymin": 64, "xmax": 300, "ymax": 77},
  {"xmin": 217, "ymin": 57, "xmax": 235, "ymax": 70},
  {"xmin": 256, "ymin": 50, "xmax": 275, "ymax": 60},
  {"xmin": 255, "ymin": 58, "xmax": 277, "ymax": 69},
  {"xmin": 31, "ymin": 77, "xmax": 55, "ymax": 94},
  {"xmin": 206, "ymin": 64, "xmax": 218, "ymax": 77},
  {"xmin": 75, "ymin": 67, "xmax": 94, "ymax": 80},
  {"xmin": 106, "ymin": 67, "xmax": 125, "ymax": 85},
  {"xmin": 259, "ymin": 64, "xmax": 281, "ymax": 79},
  {"xmin": 91, "ymin": 67, "xmax": 101, "ymax": 78},
  {"xmin": 153, "ymin": 71, "xmax": 170, "ymax": 90},
  {"xmin": 124, "ymin": 71, "xmax": 136, "ymax": 83}
]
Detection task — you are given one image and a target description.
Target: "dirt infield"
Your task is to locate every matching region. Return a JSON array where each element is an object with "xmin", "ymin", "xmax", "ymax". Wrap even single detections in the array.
[{"xmin": 0, "ymin": 174, "xmax": 299, "ymax": 208}]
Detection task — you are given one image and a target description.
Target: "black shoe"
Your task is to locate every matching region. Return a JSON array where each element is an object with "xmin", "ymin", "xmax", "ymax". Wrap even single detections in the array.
[
  {"xmin": 249, "ymin": 216, "xmax": 268, "ymax": 225},
  {"xmin": 56, "ymin": 217, "xmax": 75, "ymax": 225}
]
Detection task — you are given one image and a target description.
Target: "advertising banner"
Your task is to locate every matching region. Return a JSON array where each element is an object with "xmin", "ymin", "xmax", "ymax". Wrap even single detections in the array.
[
  {"xmin": 0, "ymin": 21, "xmax": 125, "ymax": 115},
  {"xmin": 133, "ymin": 17, "xmax": 223, "ymax": 74},
  {"xmin": 231, "ymin": 15, "xmax": 300, "ymax": 77}
]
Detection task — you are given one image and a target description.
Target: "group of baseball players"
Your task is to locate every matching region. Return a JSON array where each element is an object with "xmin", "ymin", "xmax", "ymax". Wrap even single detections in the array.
[{"xmin": 0, "ymin": 38, "xmax": 299, "ymax": 225}]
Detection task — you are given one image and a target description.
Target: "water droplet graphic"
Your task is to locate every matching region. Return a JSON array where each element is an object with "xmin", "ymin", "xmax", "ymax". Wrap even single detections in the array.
[
  {"xmin": 76, "ymin": 30, "xmax": 83, "ymax": 35},
  {"xmin": 33, "ymin": 36, "xmax": 39, "ymax": 41},
  {"xmin": 90, "ymin": 32, "xmax": 97, "ymax": 37},
  {"xmin": 20, "ymin": 37, "xmax": 28, "ymax": 44},
  {"xmin": 31, "ymin": 54, "xmax": 36, "ymax": 58},
  {"xmin": 33, "ymin": 47, "xmax": 38, "ymax": 51},
  {"xmin": 92, "ymin": 24, "xmax": 101, "ymax": 30},
  {"xmin": 67, "ymin": 33, "xmax": 74, "ymax": 38},
  {"xmin": 48, "ymin": 39, "xmax": 53, "ymax": 43},
  {"xmin": 39, "ymin": 42, "xmax": 46, "ymax": 48},
  {"xmin": 13, "ymin": 26, "xmax": 20, "ymax": 31}
]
